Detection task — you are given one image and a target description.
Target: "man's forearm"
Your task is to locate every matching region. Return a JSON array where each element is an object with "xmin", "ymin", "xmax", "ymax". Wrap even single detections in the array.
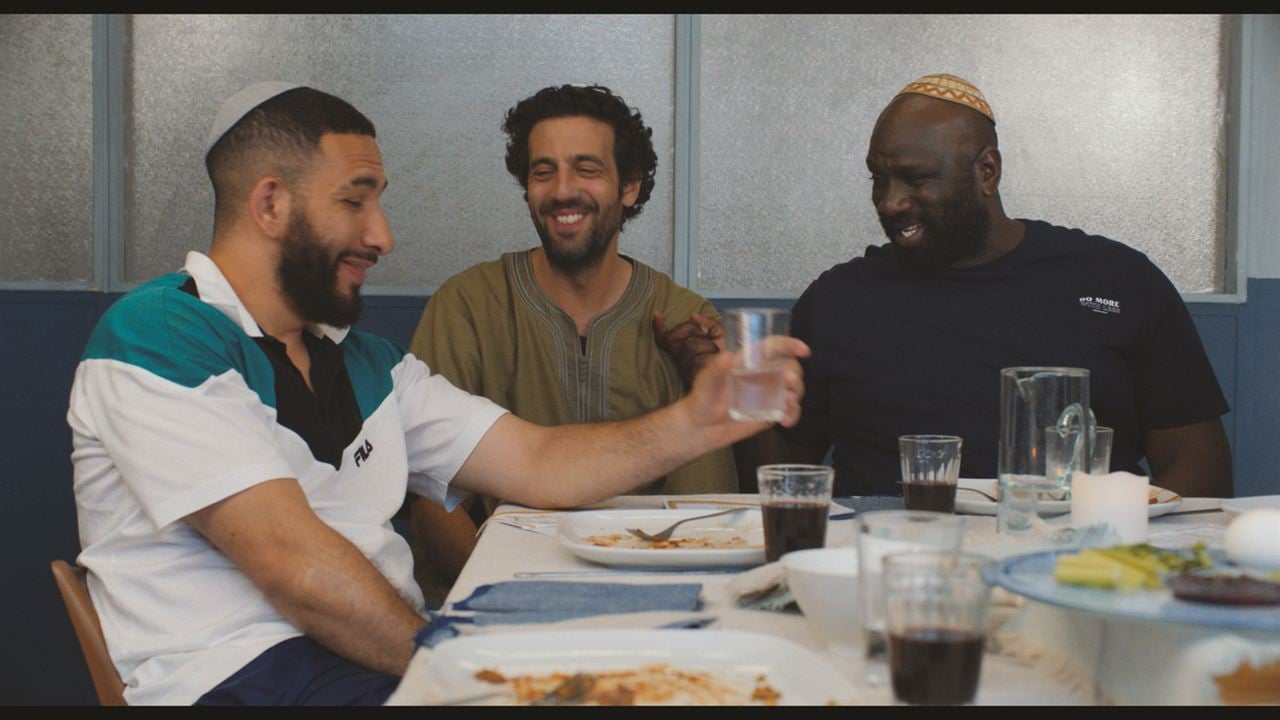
[
  {"xmin": 456, "ymin": 350, "xmax": 805, "ymax": 508},
  {"xmin": 454, "ymin": 344, "xmax": 807, "ymax": 510},
  {"xmin": 187, "ymin": 479, "xmax": 427, "ymax": 676},
  {"xmin": 1145, "ymin": 419, "xmax": 1234, "ymax": 498},
  {"xmin": 409, "ymin": 494, "xmax": 478, "ymax": 583},
  {"xmin": 264, "ymin": 521, "xmax": 427, "ymax": 676},
  {"xmin": 1149, "ymin": 449, "xmax": 1233, "ymax": 498},
  {"xmin": 465, "ymin": 399, "xmax": 728, "ymax": 508}
]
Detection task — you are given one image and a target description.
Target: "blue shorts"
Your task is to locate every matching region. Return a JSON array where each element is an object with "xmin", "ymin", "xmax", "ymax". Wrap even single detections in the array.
[{"xmin": 196, "ymin": 636, "xmax": 399, "ymax": 706}]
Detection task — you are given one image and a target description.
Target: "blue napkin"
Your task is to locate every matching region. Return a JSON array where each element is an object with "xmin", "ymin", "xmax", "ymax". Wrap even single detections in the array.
[
  {"xmin": 834, "ymin": 495, "xmax": 905, "ymax": 514},
  {"xmin": 455, "ymin": 580, "xmax": 702, "ymax": 614},
  {"xmin": 415, "ymin": 581, "xmax": 704, "ymax": 648}
]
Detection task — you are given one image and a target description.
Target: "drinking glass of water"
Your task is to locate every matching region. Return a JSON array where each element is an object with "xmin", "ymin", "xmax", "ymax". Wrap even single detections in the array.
[
  {"xmin": 1044, "ymin": 424, "xmax": 1114, "ymax": 485},
  {"xmin": 724, "ymin": 308, "xmax": 790, "ymax": 422}
]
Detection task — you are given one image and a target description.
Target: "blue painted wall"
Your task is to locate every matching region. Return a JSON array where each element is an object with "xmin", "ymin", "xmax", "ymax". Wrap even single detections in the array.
[{"xmin": 3, "ymin": 282, "xmax": 1276, "ymax": 704}]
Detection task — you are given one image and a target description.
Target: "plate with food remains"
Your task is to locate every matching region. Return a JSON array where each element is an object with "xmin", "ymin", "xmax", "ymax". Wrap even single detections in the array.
[
  {"xmin": 406, "ymin": 629, "xmax": 859, "ymax": 706},
  {"xmin": 558, "ymin": 509, "xmax": 766, "ymax": 567},
  {"xmin": 983, "ymin": 545, "xmax": 1280, "ymax": 632},
  {"xmin": 955, "ymin": 478, "xmax": 1182, "ymax": 518}
]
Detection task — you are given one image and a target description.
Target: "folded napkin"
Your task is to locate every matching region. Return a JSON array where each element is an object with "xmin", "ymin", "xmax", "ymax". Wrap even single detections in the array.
[
  {"xmin": 414, "ymin": 609, "xmax": 717, "ymax": 649},
  {"xmin": 415, "ymin": 581, "xmax": 705, "ymax": 648},
  {"xmin": 835, "ymin": 495, "xmax": 905, "ymax": 514},
  {"xmin": 723, "ymin": 562, "xmax": 796, "ymax": 612},
  {"xmin": 453, "ymin": 580, "xmax": 702, "ymax": 614}
]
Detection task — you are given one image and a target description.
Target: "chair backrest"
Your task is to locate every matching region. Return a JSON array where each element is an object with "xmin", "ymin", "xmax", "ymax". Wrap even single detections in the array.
[{"xmin": 49, "ymin": 560, "xmax": 127, "ymax": 706}]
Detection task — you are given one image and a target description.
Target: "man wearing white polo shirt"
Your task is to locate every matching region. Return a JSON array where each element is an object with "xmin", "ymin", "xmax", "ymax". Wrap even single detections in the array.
[{"xmin": 66, "ymin": 82, "xmax": 808, "ymax": 705}]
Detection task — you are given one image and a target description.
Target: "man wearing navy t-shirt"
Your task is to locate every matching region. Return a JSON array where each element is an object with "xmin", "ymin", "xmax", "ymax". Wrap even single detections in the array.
[{"xmin": 755, "ymin": 73, "xmax": 1232, "ymax": 498}]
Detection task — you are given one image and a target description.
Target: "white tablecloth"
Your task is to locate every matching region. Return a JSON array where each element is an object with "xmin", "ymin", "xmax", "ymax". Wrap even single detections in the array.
[{"xmin": 392, "ymin": 494, "xmax": 1272, "ymax": 706}]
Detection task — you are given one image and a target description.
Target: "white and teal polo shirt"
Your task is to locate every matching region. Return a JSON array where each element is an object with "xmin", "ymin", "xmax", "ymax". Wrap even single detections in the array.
[{"xmin": 67, "ymin": 251, "xmax": 506, "ymax": 705}]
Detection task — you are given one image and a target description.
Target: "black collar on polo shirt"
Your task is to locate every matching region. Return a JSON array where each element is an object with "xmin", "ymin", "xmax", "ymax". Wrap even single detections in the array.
[{"xmin": 179, "ymin": 277, "xmax": 363, "ymax": 469}]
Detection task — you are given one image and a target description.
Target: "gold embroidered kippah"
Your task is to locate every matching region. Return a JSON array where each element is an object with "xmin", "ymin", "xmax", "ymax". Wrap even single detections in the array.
[{"xmin": 896, "ymin": 73, "xmax": 995, "ymax": 125}]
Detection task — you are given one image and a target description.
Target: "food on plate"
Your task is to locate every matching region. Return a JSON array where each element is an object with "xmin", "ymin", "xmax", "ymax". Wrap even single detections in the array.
[
  {"xmin": 1225, "ymin": 509, "xmax": 1280, "ymax": 570},
  {"xmin": 1165, "ymin": 572, "xmax": 1280, "ymax": 606},
  {"xmin": 1053, "ymin": 542, "xmax": 1212, "ymax": 590},
  {"xmin": 751, "ymin": 674, "xmax": 782, "ymax": 703},
  {"xmin": 585, "ymin": 533, "xmax": 756, "ymax": 550},
  {"xmin": 471, "ymin": 664, "xmax": 782, "ymax": 705}
]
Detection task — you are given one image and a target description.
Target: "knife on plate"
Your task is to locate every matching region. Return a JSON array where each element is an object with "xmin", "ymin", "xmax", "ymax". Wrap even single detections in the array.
[{"xmin": 1158, "ymin": 507, "xmax": 1224, "ymax": 517}]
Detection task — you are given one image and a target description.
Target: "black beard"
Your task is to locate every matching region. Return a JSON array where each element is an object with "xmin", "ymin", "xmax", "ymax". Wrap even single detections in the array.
[
  {"xmin": 885, "ymin": 184, "xmax": 991, "ymax": 275},
  {"xmin": 277, "ymin": 212, "xmax": 367, "ymax": 328},
  {"xmin": 532, "ymin": 196, "xmax": 622, "ymax": 276}
]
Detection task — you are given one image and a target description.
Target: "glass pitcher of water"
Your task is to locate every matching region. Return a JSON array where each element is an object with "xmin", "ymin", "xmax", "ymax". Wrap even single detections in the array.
[{"xmin": 997, "ymin": 367, "xmax": 1092, "ymax": 498}]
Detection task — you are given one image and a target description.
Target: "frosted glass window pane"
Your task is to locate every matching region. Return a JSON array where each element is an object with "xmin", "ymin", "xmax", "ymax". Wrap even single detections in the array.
[
  {"xmin": 0, "ymin": 15, "xmax": 94, "ymax": 284},
  {"xmin": 125, "ymin": 14, "xmax": 674, "ymax": 288},
  {"xmin": 698, "ymin": 14, "xmax": 1227, "ymax": 295}
]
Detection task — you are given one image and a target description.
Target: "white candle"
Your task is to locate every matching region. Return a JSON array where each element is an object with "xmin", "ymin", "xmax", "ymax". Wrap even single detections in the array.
[{"xmin": 1070, "ymin": 471, "xmax": 1149, "ymax": 543}]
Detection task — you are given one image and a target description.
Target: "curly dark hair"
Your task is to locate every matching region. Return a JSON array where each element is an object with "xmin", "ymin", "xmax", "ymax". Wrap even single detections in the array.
[{"xmin": 502, "ymin": 84, "xmax": 657, "ymax": 228}]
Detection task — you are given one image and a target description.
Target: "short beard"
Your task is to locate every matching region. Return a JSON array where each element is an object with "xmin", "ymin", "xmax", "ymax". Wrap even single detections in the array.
[
  {"xmin": 533, "ymin": 196, "xmax": 623, "ymax": 276},
  {"xmin": 277, "ymin": 211, "xmax": 366, "ymax": 328},
  {"xmin": 889, "ymin": 181, "xmax": 991, "ymax": 275}
]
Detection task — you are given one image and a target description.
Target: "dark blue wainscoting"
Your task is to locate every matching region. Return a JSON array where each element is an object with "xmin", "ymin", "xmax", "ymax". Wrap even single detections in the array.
[{"xmin": 2, "ymin": 281, "xmax": 1276, "ymax": 704}]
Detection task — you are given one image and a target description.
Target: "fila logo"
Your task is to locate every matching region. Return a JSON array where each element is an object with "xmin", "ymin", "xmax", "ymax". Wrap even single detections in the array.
[
  {"xmin": 1078, "ymin": 296, "xmax": 1121, "ymax": 315},
  {"xmin": 353, "ymin": 439, "xmax": 374, "ymax": 467}
]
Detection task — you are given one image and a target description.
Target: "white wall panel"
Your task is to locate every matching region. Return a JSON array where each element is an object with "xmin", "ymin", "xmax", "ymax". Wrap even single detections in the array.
[{"xmin": 697, "ymin": 14, "xmax": 1227, "ymax": 295}]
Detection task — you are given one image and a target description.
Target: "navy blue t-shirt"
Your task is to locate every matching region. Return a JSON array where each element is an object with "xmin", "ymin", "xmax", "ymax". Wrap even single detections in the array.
[{"xmin": 782, "ymin": 219, "xmax": 1229, "ymax": 496}]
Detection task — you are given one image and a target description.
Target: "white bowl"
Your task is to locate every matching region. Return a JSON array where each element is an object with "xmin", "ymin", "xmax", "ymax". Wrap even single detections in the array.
[{"xmin": 781, "ymin": 547, "xmax": 861, "ymax": 656}]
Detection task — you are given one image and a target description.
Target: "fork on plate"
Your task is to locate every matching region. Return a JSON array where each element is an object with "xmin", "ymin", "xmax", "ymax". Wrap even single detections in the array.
[
  {"xmin": 625, "ymin": 507, "xmax": 748, "ymax": 542},
  {"xmin": 955, "ymin": 485, "xmax": 998, "ymax": 502}
]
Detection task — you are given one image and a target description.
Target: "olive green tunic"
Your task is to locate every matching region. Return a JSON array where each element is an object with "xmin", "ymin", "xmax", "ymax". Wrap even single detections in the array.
[{"xmin": 409, "ymin": 249, "xmax": 737, "ymax": 509}]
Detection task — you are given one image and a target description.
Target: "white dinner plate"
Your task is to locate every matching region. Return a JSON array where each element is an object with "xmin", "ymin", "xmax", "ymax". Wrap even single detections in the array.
[
  {"xmin": 1221, "ymin": 495, "xmax": 1280, "ymax": 515},
  {"xmin": 558, "ymin": 509, "xmax": 766, "ymax": 567},
  {"xmin": 397, "ymin": 629, "xmax": 861, "ymax": 706},
  {"xmin": 955, "ymin": 478, "xmax": 1183, "ymax": 518}
]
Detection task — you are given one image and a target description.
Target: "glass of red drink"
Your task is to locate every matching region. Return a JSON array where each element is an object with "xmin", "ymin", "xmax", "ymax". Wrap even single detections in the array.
[
  {"xmin": 855, "ymin": 511, "xmax": 965, "ymax": 687},
  {"xmin": 756, "ymin": 464, "xmax": 833, "ymax": 563},
  {"xmin": 882, "ymin": 551, "xmax": 992, "ymax": 705},
  {"xmin": 898, "ymin": 435, "xmax": 963, "ymax": 513}
]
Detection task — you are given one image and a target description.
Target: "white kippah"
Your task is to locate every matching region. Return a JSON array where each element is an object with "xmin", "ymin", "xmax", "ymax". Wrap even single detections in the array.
[{"xmin": 204, "ymin": 81, "xmax": 305, "ymax": 158}]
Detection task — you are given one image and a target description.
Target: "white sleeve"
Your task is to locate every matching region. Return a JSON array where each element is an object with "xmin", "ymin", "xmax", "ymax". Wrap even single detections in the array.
[
  {"xmin": 392, "ymin": 354, "xmax": 508, "ymax": 509},
  {"xmin": 70, "ymin": 359, "xmax": 297, "ymax": 529}
]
